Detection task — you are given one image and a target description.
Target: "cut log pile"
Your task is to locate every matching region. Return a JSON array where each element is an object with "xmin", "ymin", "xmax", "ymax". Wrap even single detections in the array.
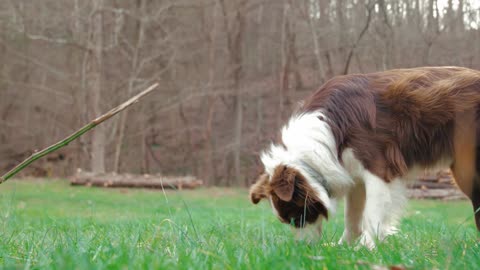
[
  {"xmin": 70, "ymin": 170, "xmax": 203, "ymax": 190},
  {"xmin": 408, "ymin": 170, "xmax": 466, "ymax": 200}
]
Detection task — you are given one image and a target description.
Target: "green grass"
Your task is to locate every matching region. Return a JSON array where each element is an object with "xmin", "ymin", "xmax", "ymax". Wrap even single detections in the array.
[{"xmin": 0, "ymin": 180, "xmax": 478, "ymax": 269}]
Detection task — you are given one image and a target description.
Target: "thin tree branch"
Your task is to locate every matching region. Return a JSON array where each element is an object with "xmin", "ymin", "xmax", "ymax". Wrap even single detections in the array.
[
  {"xmin": 0, "ymin": 83, "xmax": 159, "ymax": 184},
  {"xmin": 342, "ymin": 0, "xmax": 375, "ymax": 75}
]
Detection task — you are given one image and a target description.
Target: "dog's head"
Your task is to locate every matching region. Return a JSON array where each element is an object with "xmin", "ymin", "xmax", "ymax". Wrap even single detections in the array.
[
  {"xmin": 250, "ymin": 164, "xmax": 329, "ymax": 228},
  {"xmin": 251, "ymin": 112, "xmax": 341, "ymax": 232}
]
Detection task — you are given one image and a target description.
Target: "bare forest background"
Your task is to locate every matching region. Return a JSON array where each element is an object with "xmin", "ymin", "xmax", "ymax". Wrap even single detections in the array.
[{"xmin": 0, "ymin": 0, "xmax": 479, "ymax": 186}]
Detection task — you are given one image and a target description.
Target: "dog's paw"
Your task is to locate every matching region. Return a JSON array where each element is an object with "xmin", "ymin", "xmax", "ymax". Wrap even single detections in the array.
[
  {"xmin": 338, "ymin": 230, "xmax": 359, "ymax": 245},
  {"xmin": 356, "ymin": 232, "xmax": 376, "ymax": 250},
  {"xmin": 383, "ymin": 226, "xmax": 399, "ymax": 238}
]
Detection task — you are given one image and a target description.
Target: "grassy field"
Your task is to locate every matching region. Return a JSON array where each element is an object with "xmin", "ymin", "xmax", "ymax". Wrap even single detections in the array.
[{"xmin": 0, "ymin": 180, "xmax": 478, "ymax": 269}]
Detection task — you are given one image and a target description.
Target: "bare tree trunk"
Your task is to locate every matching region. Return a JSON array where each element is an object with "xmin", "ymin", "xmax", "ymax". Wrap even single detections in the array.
[
  {"xmin": 278, "ymin": 1, "xmax": 288, "ymax": 126},
  {"xmin": 179, "ymin": 103, "xmax": 197, "ymax": 173},
  {"xmin": 476, "ymin": 28, "xmax": 480, "ymax": 69},
  {"xmin": 113, "ymin": 0, "xmax": 146, "ymax": 173},
  {"xmin": 305, "ymin": 0, "xmax": 325, "ymax": 80},
  {"xmin": 232, "ymin": 1, "xmax": 246, "ymax": 186},
  {"xmin": 427, "ymin": 0, "xmax": 439, "ymax": 33},
  {"xmin": 89, "ymin": 0, "xmax": 106, "ymax": 173},
  {"xmin": 423, "ymin": 0, "xmax": 440, "ymax": 65},
  {"xmin": 255, "ymin": 3, "xmax": 264, "ymax": 137},
  {"xmin": 415, "ymin": 0, "xmax": 421, "ymax": 27},
  {"xmin": 0, "ymin": 26, "xmax": 6, "ymax": 133},
  {"xmin": 279, "ymin": 1, "xmax": 298, "ymax": 118},
  {"xmin": 233, "ymin": 92, "xmax": 243, "ymax": 186},
  {"xmin": 290, "ymin": 30, "xmax": 303, "ymax": 90},
  {"xmin": 378, "ymin": 0, "xmax": 394, "ymax": 70},
  {"xmin": 202, "ymin": 0, "xmax": 220, "ymax": 185},
  {"xmin": 204, "ymin": 97, "xmax": 216, "ymax": 185},
  {"xmin": 256, "ymin": 93, "xmax": 263, "ymax": 136},
  {"xmin": 336, "ymin": 0, "xmax": 348, "ymax": 67},
  {"xmin": 457, "ymin": 0, "xmax": 464, "ymax": 32},
  {"xmin": 76, "ymin": 0, "xmax": 92, "ymax": 170},
  {"xmin": 219, "ymin": 0, "xmax": 245, "ymax": 186},
  {"xmin": 141, "ymin": 118, "xmax": 149, "ymax": 174},
  {"xmin": 342, "ymin": 1, "xmax": 374, "ymax": 74}
]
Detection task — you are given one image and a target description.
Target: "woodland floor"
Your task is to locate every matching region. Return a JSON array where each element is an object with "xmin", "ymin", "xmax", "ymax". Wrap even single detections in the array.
[{"xmin": 0, "ymin": 180, "xmax": 478, "ymax": 269}]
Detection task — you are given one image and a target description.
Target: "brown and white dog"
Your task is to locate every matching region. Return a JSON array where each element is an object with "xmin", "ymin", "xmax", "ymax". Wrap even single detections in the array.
[{"xmin": 249, "ymin": 66, "xmax": 480, "ymax": 248}]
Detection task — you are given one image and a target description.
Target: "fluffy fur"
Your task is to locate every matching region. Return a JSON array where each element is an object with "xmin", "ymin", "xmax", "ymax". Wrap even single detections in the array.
[{"xmin": 250, "ymin": 66, "xmax": 480, "ymax": 248}]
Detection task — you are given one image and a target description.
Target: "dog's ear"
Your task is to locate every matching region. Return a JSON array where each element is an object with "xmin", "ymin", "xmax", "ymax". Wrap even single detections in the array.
[
  {"xmin": 249, "ymin": 173, "xmax": 269, "ymax": 204},
  {"xmin": 270, "ymin": 165, "xmax": 296, "ymax": 202}
]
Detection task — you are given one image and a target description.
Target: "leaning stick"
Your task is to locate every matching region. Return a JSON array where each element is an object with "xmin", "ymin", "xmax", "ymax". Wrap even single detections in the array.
[{"xmin": 0, "ymin": 83, "xmax": 159, "ymax": 184}]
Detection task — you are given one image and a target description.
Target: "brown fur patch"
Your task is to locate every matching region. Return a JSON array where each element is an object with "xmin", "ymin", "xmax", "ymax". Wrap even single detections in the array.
[
  {"xmin": 266, "ymin": 166, "xmax": 328, "ymax": 227},
  {"xmin": 249, "ymin": 166, "xmax": 328, "ymax": 228},
  {"xmin": 249, "ymin": 173, "xmax": 269, "ymax": 204},
  {"xmin": 451, "ymin": 109, "xmax": 477, "ymax": 197},
  {"xmin": 270, "ymin": 165, "xmax": 296, "ymax": 201}
]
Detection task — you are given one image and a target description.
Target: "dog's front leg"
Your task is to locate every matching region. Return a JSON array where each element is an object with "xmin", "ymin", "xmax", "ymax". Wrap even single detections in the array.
[
  {"xmin": 360, "ymin": 171, "xmax": 399, "ymax": 249},
  {"xmin": 339, "ymin": 180, "xmax": 366, "ymax": 245}
]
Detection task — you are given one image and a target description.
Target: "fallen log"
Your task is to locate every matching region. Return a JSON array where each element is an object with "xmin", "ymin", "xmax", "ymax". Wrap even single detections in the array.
[
  {"xmin": 407, "ymin": 188, "xmax": 466, "ymax": 200},
  {"xmin": 417, "ymin": 175, "xmax": 441, "ymax": 182},
  {"xmin": 70, "ymin": 171, "xmax": 203, "ymax": 190},
  {"xmin": 409, "ymin": 181, "xmax": 455, "ymax": 190},
  {"xmin": 70, "ymin": 179, "xmax": 203, "ymax": 190},
  {"xmin": 417, "ymin": 170, "xmax": 453, "ymax": 182}
]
